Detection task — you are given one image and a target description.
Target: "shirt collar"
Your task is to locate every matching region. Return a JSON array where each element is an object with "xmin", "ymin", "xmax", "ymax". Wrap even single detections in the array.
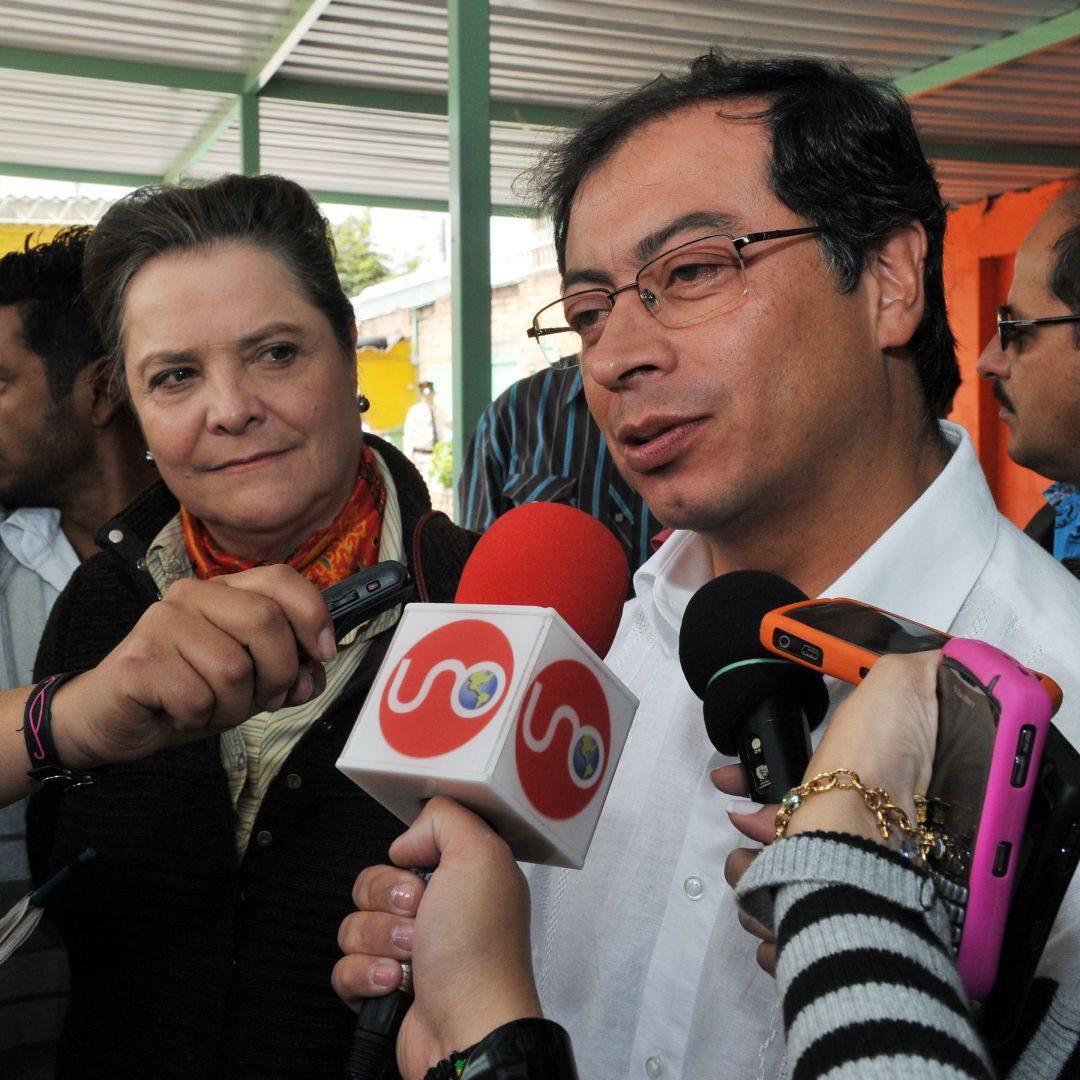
[
  {"xmin": 633, "ymin": 420, "xmax": 996, "ymax": 653},
  {"xmin": 0, "ymin": 506, "xmax": 80, "ymax": 592}
]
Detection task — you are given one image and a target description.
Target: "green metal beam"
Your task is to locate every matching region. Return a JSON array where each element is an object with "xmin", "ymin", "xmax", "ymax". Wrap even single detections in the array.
[
  {"xmin": 245, "ymin": 0, "xmax": 334, "ymax": 93},
  {"xmin": 240, "ymin": 94, "xmax": 261, "ymax": 175},
  {"xmin": 0, "ymin": 161, "xmax": 159, "ymax": 189},
  {"xmin": 0, "ymin": 45, "xmax": 243, "ymax": 94},
  {"xmin": 264, "ymin": 77, "xmax": 449, "ymax": 116},
  {"xmin": 311, "ymin": 189, "xmax": 530, "ymax": 216},
  {"xmin": 166, "ymin": 1, "xmax": 332, "ymax": 184},
  {"xmin": 895, "ymin": 10, "xmax": 1080, "ymax": 97},
  {"xmin": 264, "ymin": 76, "xmax": 584, "ymax": 128},
  {"xmin": 448, "ymin": 0, "xmax": 492, "ymax": 498},
  {"xmin": 923, "ymin": 140, "xmax": 1080, "ymax": 169},
  {"xmin": 166, "ymin": 100, "xmax": 239, "ymax": 182}
]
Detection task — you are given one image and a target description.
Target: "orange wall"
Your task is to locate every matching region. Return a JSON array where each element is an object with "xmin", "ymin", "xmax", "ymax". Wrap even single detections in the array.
[{"xmin": 944, "ymin": 179, "xmax": 1074, "ymax": 528}]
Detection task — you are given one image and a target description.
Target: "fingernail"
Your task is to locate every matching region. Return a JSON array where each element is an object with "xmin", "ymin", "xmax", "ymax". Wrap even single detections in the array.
[
  {"xmin": 317, "ymin": 627, "xmax": 337, "ymax": 662},
  {"xmin": 390, "ymin": 922, "xmax": 414, "ymax": 949},
  {"xmin": 292, "ymin": 671, "xmax": 314, "ymax": 703},
  {"xmin": 727, "ymin": 799, "xmax": 759, "ymax": 816},
  {"xmin": 267, "ymin": 691, "xmax": 287, "ymax": 713},
  {"xmin": 370, "ymin": 963, "xmax": 398, "ymax": 988},
  {"xmin": 389, "ymin": 882, "xmax": 415, "ymax": 911}
]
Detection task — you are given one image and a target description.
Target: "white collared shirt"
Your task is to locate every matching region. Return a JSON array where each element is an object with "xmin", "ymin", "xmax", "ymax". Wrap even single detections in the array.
[
  {"xmin": 0, "ymin": 506, "xmax": 79, "ymax": 603},
  {"xmin": 525, "ymin": 421, "xmax": 1080, "ymax": 1080}
]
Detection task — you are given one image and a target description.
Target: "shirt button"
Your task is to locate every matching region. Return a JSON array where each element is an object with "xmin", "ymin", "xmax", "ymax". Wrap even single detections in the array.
[
  {"xmin": 285, "ymin": 773, "xmax": 303, "ymax": 791},
  {"xmin": 684, "ymin": 875, "xmax": 705, "ymax": 901},
  {"xmin": 255, "ymin": 830, "xmax": 273, "ymax": 848},
  {"xmin": 236, "ymin": 752, "xmax": 246, "ymax": 769},
  {"xmin": 107, "ymin": 528, "xmax": 124, "ymax": 544},
  {"xmin": 645, "ymin": 1055, "xmax": 663, "ymax": 1077}
]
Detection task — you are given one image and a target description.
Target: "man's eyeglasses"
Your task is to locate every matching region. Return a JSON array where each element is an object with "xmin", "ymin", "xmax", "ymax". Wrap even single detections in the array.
[
  {"xmin": 997, "ymin": 305, "xmax": 1080, "ymax": 353},
  {"xmin": 526, "ymin": 227, "xmax": 822, "ymax": 368}
]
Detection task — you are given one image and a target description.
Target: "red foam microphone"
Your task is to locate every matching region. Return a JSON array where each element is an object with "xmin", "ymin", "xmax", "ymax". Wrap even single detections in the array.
[
  {"xmin": 454, "ymin": 500, "xmax": 629, "ymax": 655},
  {"xmin": 338, "ymin": 502, "xmax": 636, "ymax": 868}
]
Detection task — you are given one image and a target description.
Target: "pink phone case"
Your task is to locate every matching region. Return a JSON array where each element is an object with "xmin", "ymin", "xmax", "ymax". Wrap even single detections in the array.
[{"xmin": 941, "ymin": 638, "xmax": 1053, "ymax": 999}]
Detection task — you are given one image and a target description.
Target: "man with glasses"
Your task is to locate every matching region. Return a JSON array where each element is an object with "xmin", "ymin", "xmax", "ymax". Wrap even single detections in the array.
[
  {"xmin": 343, "ymin": 51, "xmax": 1080, "ymax": 1078},
  {"xmin": 516, "ymin": 50, "xmax": 1080, "ymax": 1080},
  {"xmin": 978, "ymin": 189, "xmax": 1080, "ymax": 579}
]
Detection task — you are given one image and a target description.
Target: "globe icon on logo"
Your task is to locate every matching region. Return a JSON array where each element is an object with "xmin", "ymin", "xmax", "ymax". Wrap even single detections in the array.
[
  {"xmin": 572, "ymin": 733, "xmax": 602, "ymax": 783},
  {"xmin": 458, "ymin": 669, "xmax": 499, "ymax": 711}
]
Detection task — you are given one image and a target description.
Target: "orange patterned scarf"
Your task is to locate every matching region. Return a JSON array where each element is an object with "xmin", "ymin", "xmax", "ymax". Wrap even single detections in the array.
[{"xmin": 182, "ymin": 443, "xmax": 386, "ymax": 590}]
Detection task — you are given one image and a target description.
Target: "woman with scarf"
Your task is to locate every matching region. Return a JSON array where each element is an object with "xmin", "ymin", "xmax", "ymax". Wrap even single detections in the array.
[{"xmin": 25, "ymin": 174, "xmax": 476, "ymax": 1078}]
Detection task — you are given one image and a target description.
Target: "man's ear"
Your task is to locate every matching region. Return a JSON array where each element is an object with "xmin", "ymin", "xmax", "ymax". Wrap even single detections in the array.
[
  {"xmin": 869, "ymin": 220, "xmax": 927, "ymax": 352},
  {"xmin": 83, "ymin": 355, "xmax": 125, "ymax": 428}
]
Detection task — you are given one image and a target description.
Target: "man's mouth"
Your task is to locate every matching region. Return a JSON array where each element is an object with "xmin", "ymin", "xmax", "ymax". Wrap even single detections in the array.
[
  {"xmin": 993, "ymin": 380, "xmax": 1016, "ymax": 415},
  {"xmin": 617, "ymin": 416, "xmax": 708, "ymax": 472}
]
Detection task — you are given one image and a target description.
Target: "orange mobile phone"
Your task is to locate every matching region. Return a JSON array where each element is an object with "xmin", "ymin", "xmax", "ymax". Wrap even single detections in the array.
[{"xmin": 759, "ymin": 597, "xmax": 1063, "ymax": 713}]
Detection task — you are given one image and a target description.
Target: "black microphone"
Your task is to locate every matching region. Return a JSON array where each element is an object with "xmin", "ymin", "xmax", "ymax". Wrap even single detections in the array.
[{"xmin": 679, "ymin": 570, "xmax": 829, "ymax": 802}]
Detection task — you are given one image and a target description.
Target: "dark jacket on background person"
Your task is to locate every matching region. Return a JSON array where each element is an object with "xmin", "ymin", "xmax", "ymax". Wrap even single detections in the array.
[
  {"xmin": 26, "ymin": 436, "xmax": 477, "ymax": 1079},
  {"xmin": 1025, "ymin": 502, "xmax": 1080, "ymax": 580}
]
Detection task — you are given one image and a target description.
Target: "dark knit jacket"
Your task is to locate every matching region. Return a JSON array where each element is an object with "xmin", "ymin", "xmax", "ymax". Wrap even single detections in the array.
[{"xmin": 26, "ymin": 437, "xmax": 478, "ymax": 1079}]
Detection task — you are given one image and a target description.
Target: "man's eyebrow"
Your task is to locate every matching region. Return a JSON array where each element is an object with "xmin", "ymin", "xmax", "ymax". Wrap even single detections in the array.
[
  {"xmin": 633, "ymin": 212, "xmax": 740, "ymax": 264},
  {"xmin": 561, "ymin": 211, "xmax": 740, "ymax": 293}
]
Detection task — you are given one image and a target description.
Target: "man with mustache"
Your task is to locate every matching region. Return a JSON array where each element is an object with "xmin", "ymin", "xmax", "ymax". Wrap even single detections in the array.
[{"xmin": 978, "ymin": 189, "xmax": 1080, "ymax": 580}]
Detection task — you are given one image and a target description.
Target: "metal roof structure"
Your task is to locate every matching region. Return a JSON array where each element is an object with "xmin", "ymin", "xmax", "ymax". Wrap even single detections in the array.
[{"xmin": 1, "ymin": 0, "xmax": 1079, "ymax": 212}]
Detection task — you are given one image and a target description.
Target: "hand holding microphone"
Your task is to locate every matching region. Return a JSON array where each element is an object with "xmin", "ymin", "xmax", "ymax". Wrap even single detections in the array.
[
  {"xmin": 336, "ymin": 502, "xmax": 630, "ymax": 1078},
  {"xmin": 334, "ymin": 797, "xmax": 541, "ymax": 1080}
]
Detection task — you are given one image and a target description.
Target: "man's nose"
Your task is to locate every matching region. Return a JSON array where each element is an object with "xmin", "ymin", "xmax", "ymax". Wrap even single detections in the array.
[
  {"xmin": 583, "ymin": 295, "xmax": 677, "ymax": 390},
  {"xmin": 976, "ymin": 333, "xmax": 1010, "ymax": 380}
]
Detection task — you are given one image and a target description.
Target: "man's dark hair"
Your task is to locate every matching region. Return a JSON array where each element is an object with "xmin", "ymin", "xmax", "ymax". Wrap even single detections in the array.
[
  {"xmin": 83, "ymin": 174, "xmax": 355, "ymax": 385},
  {"xmin": 528, "ymin": 49, "xmax": 960, "ymax": 419},
  {"xmin": 0, "ymin": 225, "xmax": 102, "ymax": 400},
  {"xmin": 1049, "ymin": 187, "xmax": 1080, "ymax": 349}
]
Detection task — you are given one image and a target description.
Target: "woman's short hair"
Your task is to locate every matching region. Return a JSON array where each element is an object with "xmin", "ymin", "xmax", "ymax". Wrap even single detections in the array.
[{"xmin": 83, "ymin": 174, "xmax": 355, "ymax": 382}]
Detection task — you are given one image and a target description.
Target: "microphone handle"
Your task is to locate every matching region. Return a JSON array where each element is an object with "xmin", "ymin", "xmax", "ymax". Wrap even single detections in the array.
[
  {"xmin": 734, "ymin": 695, "xmax": 812, "ymax": 803},
  {"xmin": 345, "ymin": 871, "xmax": 431, "ymax": 1080}
]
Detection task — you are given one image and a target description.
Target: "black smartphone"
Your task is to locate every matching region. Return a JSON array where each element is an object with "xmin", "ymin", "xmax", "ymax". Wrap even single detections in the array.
[
  {"xmin": 297, "ymin": 562, "xmax": 413, "ymax": 661},
  {"xmin": 322, "ymin": 561, "xmax": 413, "ymax": 639}
]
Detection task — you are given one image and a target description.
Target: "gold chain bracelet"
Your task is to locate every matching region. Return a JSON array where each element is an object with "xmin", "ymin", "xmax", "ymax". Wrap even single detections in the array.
[{"xmin": 774, "ymin": 768, "xmax": 931, "ymax": 856}]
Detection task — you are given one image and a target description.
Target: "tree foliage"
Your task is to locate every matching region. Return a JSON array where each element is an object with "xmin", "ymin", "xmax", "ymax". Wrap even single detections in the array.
[{"xmin": 331, "ymin": 212, "xmax": 405, "ymax": 298}]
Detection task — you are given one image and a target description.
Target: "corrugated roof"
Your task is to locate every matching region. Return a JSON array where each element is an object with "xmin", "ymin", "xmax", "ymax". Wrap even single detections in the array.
[{"xmin": 1, "ymin": 0, "xmax": 1077, "ymax": 209}]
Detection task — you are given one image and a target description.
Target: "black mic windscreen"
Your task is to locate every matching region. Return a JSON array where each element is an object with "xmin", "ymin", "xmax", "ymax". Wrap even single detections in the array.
[{"xmin": 678, "ymin": 571, "xmax": 829, "ymax": 756}]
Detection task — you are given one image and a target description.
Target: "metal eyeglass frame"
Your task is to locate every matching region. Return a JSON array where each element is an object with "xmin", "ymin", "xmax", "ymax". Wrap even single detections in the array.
[
  {"xmin": 997, "ymin": 304, "xmax": 1080, "ymax": 352},
  {"xmin": 526, "ymin": 226, "xmax": 823, "ymax": 365}
]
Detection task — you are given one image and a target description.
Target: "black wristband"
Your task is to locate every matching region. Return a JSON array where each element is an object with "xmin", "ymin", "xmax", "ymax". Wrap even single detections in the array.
[
  {"xmin": 423, "ymin": 1019, "xmax": 578, "ymax": 1080},
  {"xmin": 23, "ymin": 672, "xmax": 105, "ymax": 789}
]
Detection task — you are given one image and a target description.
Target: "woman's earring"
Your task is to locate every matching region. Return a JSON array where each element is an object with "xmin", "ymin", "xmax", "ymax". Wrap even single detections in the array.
[
  {"xmin": 356, "ymin": 393, "xmax": 371, "ymax": 414},
  {"xmin": 145, "ymin": 449, "xmax": 156, "ymax": 465}
]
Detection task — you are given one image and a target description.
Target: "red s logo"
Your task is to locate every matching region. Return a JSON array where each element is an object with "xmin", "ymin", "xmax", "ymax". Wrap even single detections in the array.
[
  {"xmin": 515, "ymin": 659, "xmax": 610, "ymax": 820},
  {"xmin": 380, "ymin": 620, "xmax": 514, "ymax": 757}
]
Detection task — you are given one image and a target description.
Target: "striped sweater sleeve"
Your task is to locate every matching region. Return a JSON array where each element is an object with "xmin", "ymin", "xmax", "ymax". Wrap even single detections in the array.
[{"xmin": 735, "ymin": 832, "xmax": 994, "ymax": 1080}]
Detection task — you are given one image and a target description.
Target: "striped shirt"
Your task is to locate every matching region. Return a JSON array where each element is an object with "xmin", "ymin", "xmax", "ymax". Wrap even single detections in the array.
[
  {"xmin": 736, "ymin": 831, "xmax": 1080, "ymax": 1078},
  {"xmin": 458, "ymin": 367, "xmax": 662, "ymax": 578}
]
